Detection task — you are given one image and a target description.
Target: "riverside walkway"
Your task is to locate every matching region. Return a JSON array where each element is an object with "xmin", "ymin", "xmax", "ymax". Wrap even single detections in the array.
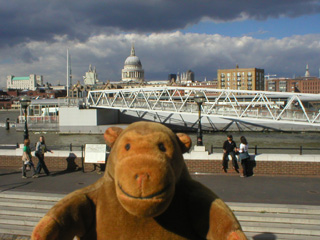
[{"xmin": 0, "ymin": 168, "xmax": 319, "ymax": 239}]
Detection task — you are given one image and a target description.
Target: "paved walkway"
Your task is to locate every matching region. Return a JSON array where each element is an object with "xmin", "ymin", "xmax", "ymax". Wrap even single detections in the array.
[
  {"xmin": 1, "ymin": 168, "xmax": 320, "ymax": 239},
  {"xmin": 1, "ymin": 168, "xmax": 320, "ymax": 206}
]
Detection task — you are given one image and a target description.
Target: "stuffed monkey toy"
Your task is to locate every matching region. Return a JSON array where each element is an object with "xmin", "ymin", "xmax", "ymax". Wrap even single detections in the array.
[{"xmin": 32, "ymin": 121, "xmax": 247, "ymax": 240}]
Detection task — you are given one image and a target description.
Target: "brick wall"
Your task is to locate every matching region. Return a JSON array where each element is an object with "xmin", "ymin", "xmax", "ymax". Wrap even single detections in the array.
[
  {"xmin": 186, "ymin": 159, "xmax": 320, "ymax": 176},
  {"xmin": 0, "ymin": 156, "xmax": 98, "ymax": 172},
  {"xmin": 1, "ymin": 155, "xmax": 320, "ymax": 176}
]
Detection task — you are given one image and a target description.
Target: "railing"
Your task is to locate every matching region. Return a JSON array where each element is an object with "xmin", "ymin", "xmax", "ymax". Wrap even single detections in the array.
[
  {"xmin": 87, "ymin": 87, "xmax": 320, "ymax": 125},
  {"xmin": 57, "ymin": 97, "xmax": 85, "ymax": 107},
  {"xmin": 18, "ymin": 116, "xmax": 59, "ymax": 124},
  {"xmin": 0, "ymin": 144, "xmax": 19, "ymax": 150},
  {"xmin": 210, "ymin": 145, "xmax": 320, "ymax": 155},
  {"xmin": 1, "ymin": 144, "xmax": 319, "ymax": 156},
  {"xmin": 48, "ymin": 144, "xmax": 111, "ymax": 173}
]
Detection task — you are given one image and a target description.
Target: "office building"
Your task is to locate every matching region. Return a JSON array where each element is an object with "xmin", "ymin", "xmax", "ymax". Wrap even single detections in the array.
[
  {"xmin": 266, "ymin": 77, "xmax": 320, "ymax": 94},
  {"xmin": 217, "ymin": 65, "xmax": 264, "ymax": 90}
]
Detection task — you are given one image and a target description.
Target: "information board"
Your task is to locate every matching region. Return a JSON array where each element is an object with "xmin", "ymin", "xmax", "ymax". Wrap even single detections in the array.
[{"xmin": 85, "ymin": 144, "xmax": 107, "ymax": 164}]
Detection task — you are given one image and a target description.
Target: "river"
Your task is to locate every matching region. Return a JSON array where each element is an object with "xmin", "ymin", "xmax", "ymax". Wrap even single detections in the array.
[{"xmin": 0, "ymin": 110, "xmax": 319, "ymax": 154}]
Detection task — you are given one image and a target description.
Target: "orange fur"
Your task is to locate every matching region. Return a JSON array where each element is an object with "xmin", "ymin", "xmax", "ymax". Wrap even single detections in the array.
[{"xmin": 32, "ymin": 121, "xmax": 247, "ymax": 240}]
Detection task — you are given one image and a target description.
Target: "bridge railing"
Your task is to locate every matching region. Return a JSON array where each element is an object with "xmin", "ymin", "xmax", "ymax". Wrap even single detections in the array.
[
  {"xmin": 209, "ymin": 145, "xmax": 320, "ymax": 155},
  {"xmin": 87, "ymin": 87, "xmax": 320, "ymax": 125},
  {"xmin": 2, "ymin": 143, "xmax": 320, "ymax": 155}
]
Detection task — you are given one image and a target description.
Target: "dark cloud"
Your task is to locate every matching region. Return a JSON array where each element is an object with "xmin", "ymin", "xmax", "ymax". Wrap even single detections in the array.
[
  {"xmin": 20, "ymin": 48, "xmax": 39, "ymax": 63},
  {"xmin": 1, "ymin": 0, "xmax": 319, "ymax": 47}
]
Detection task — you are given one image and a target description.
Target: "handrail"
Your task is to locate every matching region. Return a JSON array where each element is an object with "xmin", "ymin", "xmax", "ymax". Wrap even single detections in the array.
[
  {"xmin": 1, "ymin": 143, "xmax": 318, "ymax": 156},
  {"xmin": 87, "ymin": 87, "xmax": 320, "ymax": 126},
  {"xmin": 210, "ymin": 145, "xmax": 320, "ymax": 155}
]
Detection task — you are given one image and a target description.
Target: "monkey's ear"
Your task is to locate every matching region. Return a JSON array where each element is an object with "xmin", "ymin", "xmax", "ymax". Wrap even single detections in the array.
[
  {"xmin": 176, "ymin": 133, "xmax": 192, "ymax": 153},
  {"xmin": 104, "ymin": 127, "xmax": 123, "ymax": 147}
]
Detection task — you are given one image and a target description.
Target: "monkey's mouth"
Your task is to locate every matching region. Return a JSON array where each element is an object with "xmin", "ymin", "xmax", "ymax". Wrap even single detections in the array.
[{"xmin": 118, "ymin": 183, "xmax": 170, "ymax": 200}]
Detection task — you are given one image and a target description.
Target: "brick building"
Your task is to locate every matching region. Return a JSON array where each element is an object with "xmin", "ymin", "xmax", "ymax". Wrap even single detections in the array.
[
  {"xmin": 266, "ymin": 77, "xmax": 320, "ymax": 93},
  {"xmin": 217, "ymin": 65, "xmax": 264, "ymax": 90}
]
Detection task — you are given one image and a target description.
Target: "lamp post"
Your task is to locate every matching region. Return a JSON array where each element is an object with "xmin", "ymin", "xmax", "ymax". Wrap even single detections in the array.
[
  {"xmin": 20, "ymin": 96, "xmax": 31, "ymax": 140},
  {"xmin": 194, "ymin": 91, "xmax": 205, "ymax": 146}
]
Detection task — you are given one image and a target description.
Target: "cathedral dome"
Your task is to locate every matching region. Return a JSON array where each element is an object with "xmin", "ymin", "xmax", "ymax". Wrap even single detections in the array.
[
  {"xmin": 124, "ymin": 55, "xmax": 142, "ymax": 67},
  {"xmin": 121, "ymin": 43, "xmax": 144, "ymax": 82}
]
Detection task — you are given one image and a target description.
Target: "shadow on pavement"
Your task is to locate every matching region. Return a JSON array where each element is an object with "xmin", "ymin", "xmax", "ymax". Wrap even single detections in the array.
[
  {"xmin": 252, "ymin": 232, "xmax": 277, "ymax": 240},
  {"xmin": 0, "ymin": 171, "xmax": 21, "ymax": 176},
  {"xmin": 0, "ymin": 181, "xmax": 32, "ymax": 192},
  {"xmin": 50, "ymin": 168, "xmax": 82, "ymax": 177}
]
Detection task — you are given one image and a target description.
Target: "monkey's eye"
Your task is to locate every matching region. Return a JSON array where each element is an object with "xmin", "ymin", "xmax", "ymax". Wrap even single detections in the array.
[
  {"xmin": 125, "ymin": 143, "xmax": 130, "ymax": 151},
  {"xmin": 158, "ymin": 143, "xmax": 166, "ymax": 152}
]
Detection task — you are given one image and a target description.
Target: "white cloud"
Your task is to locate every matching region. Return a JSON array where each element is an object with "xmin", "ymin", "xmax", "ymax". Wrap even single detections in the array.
[{"xmin": 1, "ymin": 32, "xmax": 320, "ymax": 87}]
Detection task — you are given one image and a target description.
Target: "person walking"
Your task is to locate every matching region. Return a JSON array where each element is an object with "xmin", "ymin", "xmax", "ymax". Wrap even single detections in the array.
[
  {"xmin": 21, "ymin": 139, "xmax": 38, "ymax": 178},
  {"xmin": 222, "ymin": 135, "xmax": 239, "ymax": 173},
  {"xmin": 35, "ymin": 136, "xmax": 53, "ymax": 176},
  {"xmin": 238, "ymin": 136, "xmax": 251, "ymax": 177}
]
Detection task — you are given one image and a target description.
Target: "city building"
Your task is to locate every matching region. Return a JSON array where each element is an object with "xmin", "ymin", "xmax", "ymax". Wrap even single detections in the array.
[
  {"xmin": 0, "ymin": 90, "xmax": 12, "ymax": 109},
  {"xmin": 168, "ymin": 74, "xmax": 177, "ymax": 83},
  {"xmin": 265, "ymin": 65, "xmax": 320, "ymax": 94},
  {"xmin": 266, "ymin": 77, "xmax": 320, "ymax": 94},
  {"xmin": 83, "ymin": 65, "xmax": 99, "ymax": 85},
  {"xmin": 265, "ymin": 78, "xmax": 296, "ymax": 92},
  {"xmin": 121, "ymin": 44, "xmax": 144, "ymax": 83},
  {"xmin": 175, "ymin": 70, "xmax": 195, "ymax": 85},
  {"xmin": 217, "ymin": 65, "xmax": 265, "ymax": 90},
  {"xmin": 7, "ymin": 74, "xmax": 43, "ymax": 91}
]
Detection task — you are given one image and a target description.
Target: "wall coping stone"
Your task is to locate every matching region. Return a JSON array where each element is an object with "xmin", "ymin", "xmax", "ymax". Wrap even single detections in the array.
[{"xmin": 1, "ymin": 149, "xmax": 320, "ymax": 163}]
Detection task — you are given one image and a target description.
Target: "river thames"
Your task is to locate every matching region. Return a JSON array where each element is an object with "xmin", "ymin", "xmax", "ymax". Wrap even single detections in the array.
[{"xmin": 1, "ymin": 110, "xmax": 320, "ymax": 154}]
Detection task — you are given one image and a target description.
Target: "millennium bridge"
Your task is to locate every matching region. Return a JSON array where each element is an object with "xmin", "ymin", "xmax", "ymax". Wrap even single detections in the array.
[{"xmin": 87, "ymin": 87, "xmax": 320, "ymax": 132}]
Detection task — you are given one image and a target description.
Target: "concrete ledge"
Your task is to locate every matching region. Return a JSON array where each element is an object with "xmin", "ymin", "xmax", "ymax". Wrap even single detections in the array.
[
  {"xmin": 183, "ymin": 152, "xmax": 320, "ymax": 162},
  {"xmin": 1, "ymin": 149, "xmax": 320, "ymax": 175},
  {"xmin": 254, "ymin": 153, "xmax": 320, "ymax": 162},
  {"xmin": 0, "ymin": 149, "xmax": 83, "ymax": 158},
  {"xmin": 2, "ymin": 148, "xmax": 320, "ymax": 163}
]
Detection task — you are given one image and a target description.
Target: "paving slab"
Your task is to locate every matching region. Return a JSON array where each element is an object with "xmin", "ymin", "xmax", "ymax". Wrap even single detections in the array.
[{"xmin": 1, "ymin": 168, "xmax": 320, "ymax": 206}]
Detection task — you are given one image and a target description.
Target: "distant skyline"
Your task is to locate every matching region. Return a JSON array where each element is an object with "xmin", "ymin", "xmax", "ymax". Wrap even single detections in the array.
[{"xmin": 1, "ymin": 0, "xmax": 320, "ymax": 87}]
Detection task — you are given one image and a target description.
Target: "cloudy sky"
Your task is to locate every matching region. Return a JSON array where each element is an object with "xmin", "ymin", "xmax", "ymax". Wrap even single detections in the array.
[{"xmin": 1, "ymin": 0, "xmax": 320, "ymax": 87}]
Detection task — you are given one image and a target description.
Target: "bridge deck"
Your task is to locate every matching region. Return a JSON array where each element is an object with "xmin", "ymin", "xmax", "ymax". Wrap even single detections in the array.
[{"xmin": 87, "ymin": 87, "xmax": 320, "ymax": 129}]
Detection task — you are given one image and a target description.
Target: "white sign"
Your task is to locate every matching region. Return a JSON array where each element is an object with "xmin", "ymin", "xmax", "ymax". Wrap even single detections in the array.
[{"xmin": 85, "ymin": 144, "xmax": 107, "ymax": 164}]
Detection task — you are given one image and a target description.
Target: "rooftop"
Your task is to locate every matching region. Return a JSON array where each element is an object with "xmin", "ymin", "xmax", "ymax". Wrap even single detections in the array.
[{"xmin": 12, "ymin": 77, "xmax": 29, "ymax": 81}]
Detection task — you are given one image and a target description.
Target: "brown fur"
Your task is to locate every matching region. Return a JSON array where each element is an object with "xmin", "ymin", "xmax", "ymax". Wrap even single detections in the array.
[{"xmin": 32, "ymin": 121, "xmax": 247, "ymax": 240}]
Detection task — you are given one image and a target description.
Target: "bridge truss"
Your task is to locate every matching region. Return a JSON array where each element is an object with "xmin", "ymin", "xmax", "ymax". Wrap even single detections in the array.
[{"xmin": 87, "ymin": 87, "xmax": 320, "ymax": 129}]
